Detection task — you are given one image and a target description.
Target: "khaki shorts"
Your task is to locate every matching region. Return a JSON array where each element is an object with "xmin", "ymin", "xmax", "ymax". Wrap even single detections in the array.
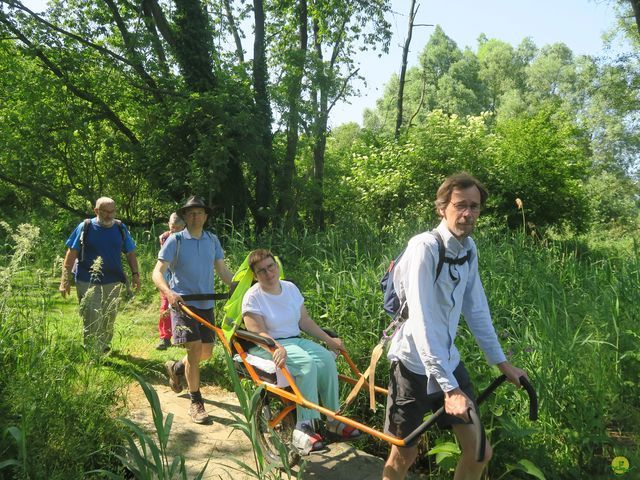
[{"xmin": 384, "ymin": 361, "xmax": 477, "ymax": 439}]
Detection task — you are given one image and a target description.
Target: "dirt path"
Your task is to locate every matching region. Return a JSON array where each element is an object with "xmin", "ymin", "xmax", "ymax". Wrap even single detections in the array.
[{"xmin": 127, "ymin": 382, "xmax": 428, "ymax": 479}]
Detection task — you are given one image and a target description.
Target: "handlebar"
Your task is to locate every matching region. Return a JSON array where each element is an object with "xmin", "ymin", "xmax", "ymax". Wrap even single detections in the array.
[
  {"xmin": 404, "ymin": 406, "xmax": 486, "ymax": 461},
  {"xmin": 234, "ymin": 328, "xmax": 276, "ymax": 348},
  {"xmin": 180, "ymin": 293, "xmax": 229, "ymax": 301},
  {"xmin": 476, "ymin": 375, "xmax": 538, "ymax": 421},
  {"xmin": 404, "ymin": 374, "xmax": 537, "ymax": 462}
]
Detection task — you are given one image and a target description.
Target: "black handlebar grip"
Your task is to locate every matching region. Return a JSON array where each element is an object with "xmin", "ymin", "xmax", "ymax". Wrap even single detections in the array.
[
  {"xmin": 322, "ymin": 327, "xmax": 339, "ymax": 338},
  {"xmin": 180, "ymin": 293, "xmax": 229, "ymax": 301},
  {"xmin": 468, "ymin": 408, "xmax": 485, "ymax": 463},
  {"xmin": 519, "ymin": 376, "xmax": 538, "ymax": 421}
]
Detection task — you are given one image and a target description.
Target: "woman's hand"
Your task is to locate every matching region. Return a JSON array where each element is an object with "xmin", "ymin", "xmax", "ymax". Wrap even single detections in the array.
[
  {"xmin": 326, "ymin": 337, "xmax": 345, "ymax": 355},
  {"xmin": 272, "ymin": 344, "xmax": 287, "ymax": 368}
]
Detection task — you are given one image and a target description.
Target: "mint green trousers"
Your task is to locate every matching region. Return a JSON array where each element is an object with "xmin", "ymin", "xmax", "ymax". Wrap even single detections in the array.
[{"xmin": 250, "ymin": 337, "xmax": 339, "ymax": 422}]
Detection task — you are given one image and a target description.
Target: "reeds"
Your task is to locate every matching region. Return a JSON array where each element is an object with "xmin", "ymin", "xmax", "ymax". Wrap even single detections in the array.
[{"xmin": 0, "ymin": 219, "xmax": 637, "ymax": 479}]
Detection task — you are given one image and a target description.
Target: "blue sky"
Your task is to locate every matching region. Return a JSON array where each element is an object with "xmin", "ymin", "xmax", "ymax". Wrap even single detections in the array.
[{"xmin": 330, "ymin": 0, "xmax": 628, "ymax": 127}]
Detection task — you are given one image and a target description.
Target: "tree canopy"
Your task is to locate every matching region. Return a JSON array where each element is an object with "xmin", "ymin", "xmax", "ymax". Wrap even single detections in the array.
[{"xmin": 0, "ymin": 2, "xmax": 638, "ymax": 234}]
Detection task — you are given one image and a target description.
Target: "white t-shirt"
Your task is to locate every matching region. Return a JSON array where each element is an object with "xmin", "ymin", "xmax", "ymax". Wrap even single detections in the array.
[{"xmin": 241, "ymin": 280, "xmax": 304, "ymax": 339}]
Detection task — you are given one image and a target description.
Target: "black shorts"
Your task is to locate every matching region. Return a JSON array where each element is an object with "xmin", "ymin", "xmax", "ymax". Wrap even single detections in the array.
[
  {"xmin": 384, "ymin": 360, "xmax": 477, "ymax": 439},
  {"xmin": 170, "ymin": 307, "xmax": 216, "ymax": 344}
]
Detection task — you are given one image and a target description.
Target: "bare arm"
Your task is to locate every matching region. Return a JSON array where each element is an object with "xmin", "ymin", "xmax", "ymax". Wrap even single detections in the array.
[
  {"xmin": 59, "ymin": 248, "xmax": 78, "ymax": 298},
  {"xmin": 125, "ymin": 251, "xmax": 141, "ymax": 292},
  {"xmin": 214, "ymin": 258, "xmax": 234, "ymax": 286},
  {"xmin": 152, "ymin": 259, "xmax": 183, "ymax": 306},
  {"xmin": 243, "ymin": 312, "xmax": 287, "ymax": 368},
  {"xmin": 298, "ymin": 305, "xmax": 344, "ymax": 353}
]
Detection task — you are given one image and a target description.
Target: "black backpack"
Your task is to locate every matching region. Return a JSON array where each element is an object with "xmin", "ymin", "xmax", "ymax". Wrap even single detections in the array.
[{"xmin": 380, "ymin": 230, "xmax": 471, "ymax": 320}]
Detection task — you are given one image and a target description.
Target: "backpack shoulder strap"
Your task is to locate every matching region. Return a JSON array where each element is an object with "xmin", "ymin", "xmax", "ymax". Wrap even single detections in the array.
[
  {"xmin": 431, "ymin": 229, "xmax": 446, "ymax": 281},
  {"xmin": 114, "ymin": 219, "xmax": 125, "ymax": 241},
  {"xmin": 171, "ymin": 232, "xmax": 183, "ymax": 271},
  {"xmin": 114, "ymin": 219, "xmax": 126, "ymax": 252},
  {"xmin": 79, "ymin": 219, "xmax": 92, "ymax": 261}
]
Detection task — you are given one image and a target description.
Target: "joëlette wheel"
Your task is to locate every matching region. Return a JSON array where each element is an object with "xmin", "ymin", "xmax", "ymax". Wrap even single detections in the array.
[{"xmin": 254, "ymin": 390, "xmax": 300, "ymax": 468}]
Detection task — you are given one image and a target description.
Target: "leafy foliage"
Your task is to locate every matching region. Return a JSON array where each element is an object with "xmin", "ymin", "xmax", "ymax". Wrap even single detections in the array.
[{"xmin": 490, "ymin": 106, "xmax": 592, "ymax": 232}]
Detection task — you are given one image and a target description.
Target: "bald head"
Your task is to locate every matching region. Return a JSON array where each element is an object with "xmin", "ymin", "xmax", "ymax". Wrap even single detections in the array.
[{"xmin": 94, "ymin": 197, "xmax": 116, "ymax": 227}]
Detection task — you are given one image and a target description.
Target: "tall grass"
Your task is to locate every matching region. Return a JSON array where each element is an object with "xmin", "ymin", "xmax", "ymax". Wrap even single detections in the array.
[
  {"xmin": 0, "ymin": 223, "xmax": 127, "ymax": 479},
  {"xmin": 216, "ymin": 221, "xmax": 639, "ymax": 478},
  {"xmin": 1, "ymin": 217, "xmax": 637, "ymax": 479}
]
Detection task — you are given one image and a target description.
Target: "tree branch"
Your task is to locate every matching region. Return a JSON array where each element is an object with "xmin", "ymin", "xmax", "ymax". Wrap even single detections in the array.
[
  {"xmin": 222, "ymin": 0, "xmax": 244, "ymax": 63},
  {"xmin": 101, "ymin": 0, "xmax": 164, "ymax": 102},
  {"xmin": 0, "ymin": 12, "xmax": 140, "ymax": 144},
  {"xmin": 0, "ymin": 170, "xmax": 89, "ymax": 217},
  {"xmin": 6, "ymin": 1, "xmax": 142, "ymax": 75},
  {"xmin": 142, "ymin": 0, "xmax": 176, "ymax": 50},
  {"xmin": 328, "ymin": 67, "xmax": 359, "ymax": 113}
]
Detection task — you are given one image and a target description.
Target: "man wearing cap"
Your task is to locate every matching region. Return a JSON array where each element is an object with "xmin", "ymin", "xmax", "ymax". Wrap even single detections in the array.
[{"xmin": 152, "ymin": 196, "xmax": 234, "ymax": 424}]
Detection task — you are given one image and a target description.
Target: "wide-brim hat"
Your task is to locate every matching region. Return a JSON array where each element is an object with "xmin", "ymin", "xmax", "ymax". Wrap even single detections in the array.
[{"xmin": 177, "ymin": 195, "xmax": 213, "ymax": 218}]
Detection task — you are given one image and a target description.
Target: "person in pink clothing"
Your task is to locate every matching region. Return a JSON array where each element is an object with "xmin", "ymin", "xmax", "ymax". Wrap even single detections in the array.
[{"xmin": 155, "ymin": 212, "xmax": 185, "ymax": 350}]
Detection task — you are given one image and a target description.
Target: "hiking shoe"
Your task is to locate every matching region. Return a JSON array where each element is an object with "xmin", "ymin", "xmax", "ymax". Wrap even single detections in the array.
[
  {"xmin": 156, "ymin": 338, "xmax": 171, "ymax": 351},
  {"xmin": 189, "ymin": 401, "xmax": 209, "ymax": 424},
  {"xmin": 164, "ymin": 360, "xmax": 183, "ymax": 394},
  {"xmin": 292, "ymin": 423, "xmax": 325, "ymax": 455},
  {"xmin": 325, "ymin": 420, "xmax": 362, "ymax": 441}
]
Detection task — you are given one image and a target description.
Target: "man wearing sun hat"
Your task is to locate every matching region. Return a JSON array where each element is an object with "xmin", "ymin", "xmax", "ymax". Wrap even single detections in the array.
[{"xmin": 152, "ymin": 195, "xmax": 234, "ymax": 424}]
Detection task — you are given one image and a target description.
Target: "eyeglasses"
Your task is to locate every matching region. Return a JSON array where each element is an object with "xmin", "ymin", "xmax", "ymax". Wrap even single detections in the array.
[
  {"xmin": 99, "ymin": 208, "xmax": 116, "ymax": 215},
  {"xmin": 255, "ymin": 262, "xmax": 277, "ymax": 276},
  {"xmin": 451, "ymin": 202, "xmax": 481, "ymax": 213}
]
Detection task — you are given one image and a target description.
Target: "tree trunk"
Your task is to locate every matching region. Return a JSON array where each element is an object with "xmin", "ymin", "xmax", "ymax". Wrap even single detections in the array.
[
  {"xmin": 277, "ymin": 0, "xmax": 308, "ymax": 224},
  {"xmin": 173, "ymin": 0, "xmax": 216, "ymax": 92},
  {"xmin": 311, "ymin": 19, "xmax": 327, "ymax": 230},
  {"xmin": 170, "ymin": 0, "xmax": 249, "ymax": 221},
  {"xmin": 630, "ymin": 0, "xmax": 640, "ymax": 37},
  {"xmin": 395, "ymin": 0, "xmax": 417, "ymax": 139},
  {"xmin": 252, "ymin": 0, "xmax": 273, "ymax": 233},
  {"xmin": 223, "ymin": 0, "xmax": 245, "ymax": 63}
]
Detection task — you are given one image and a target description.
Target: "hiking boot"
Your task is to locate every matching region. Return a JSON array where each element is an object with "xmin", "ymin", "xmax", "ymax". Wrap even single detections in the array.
[
  {"xmin": 164, "ymin": 360, "xmax": 183, "ymax": 394},
  {"xmin": 156, "ymin": 338, "xmax": 171, "ymax": 351},
  {"xmin": 189, "ymin": 401, "xmax": 209, "ymax": 424}
]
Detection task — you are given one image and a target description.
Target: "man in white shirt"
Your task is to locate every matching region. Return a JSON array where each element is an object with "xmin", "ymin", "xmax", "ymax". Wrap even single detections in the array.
[{"xmin": 382, "ymin": 173, "xmax": 528, "ymax": 480}]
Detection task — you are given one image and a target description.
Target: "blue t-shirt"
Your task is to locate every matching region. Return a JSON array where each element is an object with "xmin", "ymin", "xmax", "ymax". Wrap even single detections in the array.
[
  {"xmin": 158, "ymin": 229, "xmax": 224, "ymax": 309},
  {"xmin": 65, "ymin": 218, "xmax": 136, "ymax": 284}
]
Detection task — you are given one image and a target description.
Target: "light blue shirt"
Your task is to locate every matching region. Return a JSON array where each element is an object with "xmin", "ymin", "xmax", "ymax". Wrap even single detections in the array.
[
  {"xmin": 158, "ymin": 229, "xmax": 224, "ymax": 309},
  {"xmin": 388, "ymin": 220, "xmax": 506, "ymax": 394}
]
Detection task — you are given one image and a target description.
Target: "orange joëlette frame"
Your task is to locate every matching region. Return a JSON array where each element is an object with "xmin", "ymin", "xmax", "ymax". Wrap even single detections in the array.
[
  {"xmin": 177, "ymin": 297, "xmax": 536, "ymax": 462},
  {"xmin": 178, "ymin": 302, "xmax": 412, "ymax": 447}
]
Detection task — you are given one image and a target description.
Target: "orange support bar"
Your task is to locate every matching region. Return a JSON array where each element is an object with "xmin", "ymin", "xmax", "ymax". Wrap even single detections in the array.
[{"xmin": 177, "ymin": 302, "xmax": 409, "ymax": 447}]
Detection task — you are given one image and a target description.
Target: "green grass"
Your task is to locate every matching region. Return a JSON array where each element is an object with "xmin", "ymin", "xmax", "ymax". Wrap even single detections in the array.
[{"xmin": 0, "ymin": 221, "xmax": 638, "ymax": 479}]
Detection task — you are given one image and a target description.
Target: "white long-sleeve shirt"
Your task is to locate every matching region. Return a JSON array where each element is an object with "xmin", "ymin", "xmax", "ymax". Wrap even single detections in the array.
[{"xmin": 387, "ymin": 220, "xmax": 506, "ymax": 394}]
